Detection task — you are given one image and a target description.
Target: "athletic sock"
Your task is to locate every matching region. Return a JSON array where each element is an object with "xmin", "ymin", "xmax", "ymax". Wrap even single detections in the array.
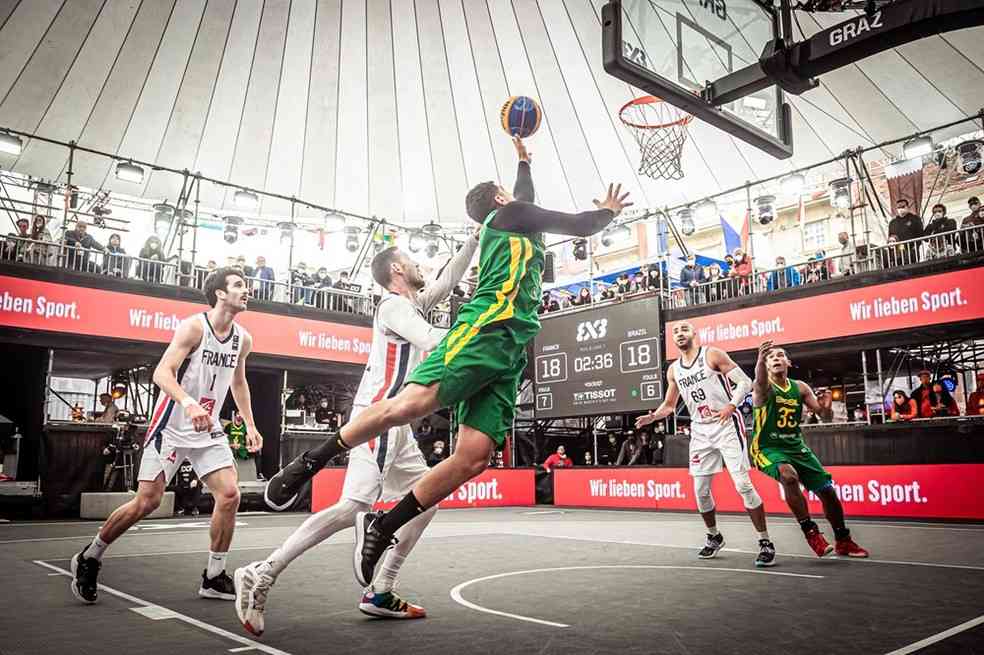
[
  {"xmin": 375, "ymin": 491, "xmax": 425, "ymax": 536},
  {"xmin": 372, "ymin": 552, "xmax": 405, "ymax": 593},
  {"xmin": 266, "ymin": 499, "xmax": 365, "ymax": 577},
  {"xmin": 206, "ymin": 551, "xmax": 227, "ymax": 579},
  {"xmin": 758, "ymin": 531, "xmax": 771, "ymax": 541},
  {"xmin": 833, "ymin": 527, "xmax": 851, "ymax": 541},
  {"xmin": 798, "ymin": 518, "xmax": 818, "ymax": 535},
  {"xmin": 307, "ymin": 434, "xmax": 352, "ymax": 467},
  {"xmin": 707, "ymin": 526, "xmax": 720, "ymax": 536},
  {"xmin": 87, "ymin": 535, "xmax": 109, "ymax": 561}
]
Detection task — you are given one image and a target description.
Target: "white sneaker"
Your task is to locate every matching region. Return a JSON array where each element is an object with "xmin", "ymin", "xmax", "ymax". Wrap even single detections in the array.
[{"xmin": 234, "ymin": 561, "xmax": 275, "ymax": 637}]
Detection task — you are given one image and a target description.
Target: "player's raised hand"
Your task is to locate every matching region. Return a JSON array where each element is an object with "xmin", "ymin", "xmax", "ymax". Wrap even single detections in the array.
[
  {"xmin": 593, "ymin": 183, "xmax": 633, "ymax": 217},
  {"xmin": 512, "ymin": 135, "xmax": 531, "ymax": 163},
  {"xmin": 635, "ymin": 411, "xmax": 657, "ymax": 429},
  {"xmin": 185, "ymin": 402, "xmax": 213, "ymax": 433},
  {"xmin": 757, "ymin": 340, "xmax": 774, "ymax": 362}
]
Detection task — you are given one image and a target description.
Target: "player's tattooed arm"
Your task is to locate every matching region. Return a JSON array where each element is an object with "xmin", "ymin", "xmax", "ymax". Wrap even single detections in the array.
[
  {"xmin": 153, "ymin": 317, "xmax": 212, "ymax": 432},
  {"xmin": 635, "ymin": 367, "xmax": 679, "ymax": 428},
  {"xmin": 752, "ymin": 340, "xmax": 773, "ymax": 408}
]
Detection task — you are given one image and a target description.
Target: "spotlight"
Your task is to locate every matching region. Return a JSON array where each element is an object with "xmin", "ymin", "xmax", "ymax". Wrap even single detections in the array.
[
  {"xmin": 323, "ymin": 211, "xmax": 346, "ymax": 231},
  {"xmin": 600, "ymin": 223, "xmax": 632, "ymax": 248},
  {"xmin": 0, "ymin": 132, "xmax": 23, "ymax": 155},
  {"xmin": 115, "ymin": 161, "xmax": 145, "ymax": 184},
  {"xmin": 234, "ymin": 189, "xmax": 258, "ymax": 210},
  {"xmin": 344, "ymin": 225, "xmax": 361, "ymax": 253},
  {"xmin": 695, "ymin": 199, "xmax": 718, "ymax": 221},
  {"xmin": 425, "ymin": 240, "xmax": 440, "ymax": 259},
  {"xmin": 957, "ymin": 140, "xmax": 983, "ymax": 176},
  {"xmin": 828, "ymin": 177, "xmax": 852, "ymax": 210},
  {"xmin": 573, "ymin": 238, "xmax": 588, "ymax": 261},
  {"xmin": 278, "ymin": 221, "xmax": 294, "ymax": 242},
  {"xmin": 781, "ymin": 173, "xmax": 805, "ymax": 196},
  {"xmin": 755, "ymin": 195, "xmax": 776, "ymax": 226},
  {"xmin": 677, "ymin": 208, "xmax": 695, "ymax": 236},
  {"xmin": 903, "ymin": 135, "xmax": 934, "ymax": 160},
  {"xmin": 223, "ymin": 216, "xmax": 243, "ymax": 244},
  {"xmin": 111, "ymin": 383, "xmax": 127, "ymax": 400}
]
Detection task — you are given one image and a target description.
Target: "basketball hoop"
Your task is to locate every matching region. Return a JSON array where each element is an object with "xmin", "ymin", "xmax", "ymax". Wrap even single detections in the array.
[{"xmin": 619, "ymin": 96, "xmax": 693, "ymax": 181}]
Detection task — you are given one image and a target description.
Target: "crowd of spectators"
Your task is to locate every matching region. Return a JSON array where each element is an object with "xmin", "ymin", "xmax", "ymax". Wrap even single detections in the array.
[{"xmin": 888, "ymin": 369, "xmax": 980, "ymax": 421}]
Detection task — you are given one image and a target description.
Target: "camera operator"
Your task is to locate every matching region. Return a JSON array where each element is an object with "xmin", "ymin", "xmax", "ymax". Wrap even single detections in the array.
[
  {"xmin": 94, "ymin": 393, "xmax": 120, "ymax": 424},
  {"xmin": 172, "ymin": 460, "xmax": 201, "ymax": 516}
]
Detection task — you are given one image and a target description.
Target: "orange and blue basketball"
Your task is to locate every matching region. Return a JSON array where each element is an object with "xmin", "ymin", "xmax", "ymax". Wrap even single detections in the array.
[{"xmin": 501, "ymin": 96, "xmax": 542, "ymax": 138}]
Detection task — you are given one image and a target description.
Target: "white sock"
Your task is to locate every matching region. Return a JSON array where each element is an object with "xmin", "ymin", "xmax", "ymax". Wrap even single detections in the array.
[
  {"xmin": 373, "ymin": 505, "xmax": 437, "ymax": 593},
  {"xmin": 266, "ymin": 499, "xmax": 367, "ymax": 578},
  {"xmin": 206, "ymin": 551, "xmax": 227, "ymax": 579},
  {"xmin": 758, "ymin": 531, "xmax": 771, "ymax": 541},
  {"xmin": 87, "ymin": 535, "xmax": 109, "ymax": 561},
  {"xmin": 707, "ymin": 526, "xmax": 720, "ymax": 536}
]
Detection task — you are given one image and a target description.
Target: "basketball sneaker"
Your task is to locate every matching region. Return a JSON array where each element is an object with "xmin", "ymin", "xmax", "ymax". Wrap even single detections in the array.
[
  {"xmin": 199, "ymin": 569, "xmax": 236, "ymax": 600},
  {"xmin": 835, "ymin": 538, "xmax": 869, "ymax": 558},
  {"xmin": 755, "ymin": 539, "xmax": 777, "ymax": 567},
  {"xmin": 234, "ymin": 562, "xmax": 276, "ymax": 636},
  {"xmin": 70, "ymin": 546, "xmax": 101, "ymax": 604},
  {"xmin": 804, "ymin": 527, "xmax": 833, "ymax": 558},
  {"xmin": 697, "ymin": 532, "xmax": 725, "ymax": 559},
  {"xmin": 264, "ymin": 450, "xmax": 321, "ymax": 511},
  {"xmin": 354, "ymin": 511, "xmax": 399, "ymax": 587},
  {"xmin": 359, "ymin": 589, "xmax": 427, "ymax": 619}
]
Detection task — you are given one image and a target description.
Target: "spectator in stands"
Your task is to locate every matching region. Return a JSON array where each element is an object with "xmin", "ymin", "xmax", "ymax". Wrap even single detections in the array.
[
  {"xmin": 292, "ymin": 261, "xmax": 313, "ymax": 304},
  {"xmin": 804, "ymin": 252, "xmax": 831, "ymax": 284},
  {"xmin": 136, "ymin": 235, "xmax": 165, "ymax": 284},
  {"xmin": 94, "ymin": 393, "xmax": 119, "ymax": 424},
  {"xmin": 704, "ymin": 263, "xmax": 725, "ymax": 302},
  {"xmin": 599, "ymin": 433, "xmax": 619, "ymax": 465},
  {"xmin": 252, "ymin": 256, "xmax": 275, "ymax": 302},
  {"xmin": 63, "ymin": 220, "xmax": 105, "ymax": 272},
  {"xmin": 599, "ymin": 285, "xmax": 616, "ymax": 301},
  {"xmin": 631, "ymin": 270, "xmax": 646, "ymax": 293},
  {"xmin": 616, "ymin": 432, "xmax": 642, "ymax": 465},
  {"xmin": 832, "ymin": 231, "xmax": 854, "ymax": 276},
  {"xmin": 929, "ymin": 382, "xmax": 960, "ymax": 417},
  {"xmin": 768, "ymin": 256, "xmax": 801, "ymax": 290},
  {"xmin": 890, "ymin": 390, "xmax": 918, "ymax": 422},
  {"xmin": 542, "ymin": 445, "xmax": 573, "ymax": 472},
  {"xmin": 539, "ymin": 291, "xmax": 560, "ymax": 314},
  {"xmin": 911, "ymin": 369, "xmax": 935, "ymax": 419},
  {"xmin": 572, "ymin": 287, "xmax": 592, "ymax": 307},
  {"xmin": 311, "ymin": 266, "xmax": 333, "ymax": 309},
  {"xmin": 644, "ymin": 263, "xmax": 661, "ymax": 291},
  {"xmin": 237, "ymin": 255, "xmax": 255, "ymax": 279},
  {"xmin": 28, "ymin": 214, "xmax": 53, "ymax": 265},
  {"xmin": 966, "ymin": 372, "xmax": 984, "ymax": 417},
  {"xmin": 315, "ymin": 398, "xmax": 334, "ymax": 425},
  {"xmin": 426, "ymin": 440, "xmax": 447, "ymax": 468},
  {"xmin": 196, "ymin": 259, "xmax": 217, "ymax": 289},
  {"xmin": 923, "ymin": 204, "xmax": 958, "ymax": 258},
  {"xmin": 615, "ymin": 272, "xmax": 631, "ymax": 296},
  {"xmin": 680, "ymin": 254, "xmax": 705, "ymax": 304},
  {"xmin": 888, "ymin": 199, "xmax": 924, "ymax": 264},
  {"xmin": 104, "ymin": 233, "xmax": 129, "ymax": 277},
  {"xmin": 637, "ymin": 431, "xmax": 653, "ymax": 464},
  {"xmin": 583, "ymin": 452, "xmax": 593, "ymax": 466},
  {"xmin": 961, "ymin": 196, "xmax": 984, "ymax": 254},
  {"xmin": 4, "ymin": 217, "xmax": 30, "ymax": 261},
  {"xmin": 732, "ymin": 248, "xmax": 753, "ymax": 295}
]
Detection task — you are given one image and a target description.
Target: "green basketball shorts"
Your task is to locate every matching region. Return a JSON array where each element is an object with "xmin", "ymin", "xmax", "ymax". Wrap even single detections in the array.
[
  {"xmin": 406, "ymin": 323, "xmax": 527, "ymax": 447},
  {"xmin": 751, "ymin": 439, "xmax": 833, "ymax": 493}
]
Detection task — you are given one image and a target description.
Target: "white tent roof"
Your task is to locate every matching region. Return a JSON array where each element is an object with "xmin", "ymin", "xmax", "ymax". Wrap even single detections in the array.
[{"xmin": 0, "ymin": 0, "xmax": 981, "ymax": 227}]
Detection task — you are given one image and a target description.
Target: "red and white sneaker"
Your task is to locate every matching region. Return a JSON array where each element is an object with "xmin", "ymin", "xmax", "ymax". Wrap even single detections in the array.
[
  {"xmin": 805, "ymin": 527, "xmax": 833, "ymax": 557},
  {"xmin": 835, "ymin": 538, "xmax": 869, "ymax": 558},
  {"xmin": 359, "ymin": 589, "xmax": 426, "ymax": 619}
]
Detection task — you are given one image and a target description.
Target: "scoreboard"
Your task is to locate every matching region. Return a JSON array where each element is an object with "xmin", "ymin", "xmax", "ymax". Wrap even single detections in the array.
[{"xmin": 532, "ymin": 297, "xmax": 663, "ymax": 419}]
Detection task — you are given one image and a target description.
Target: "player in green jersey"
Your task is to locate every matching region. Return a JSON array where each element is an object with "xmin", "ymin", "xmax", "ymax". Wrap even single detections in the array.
[{"xmin": 751, "ymin": 341, "xmax": 868, "ymax": 558}]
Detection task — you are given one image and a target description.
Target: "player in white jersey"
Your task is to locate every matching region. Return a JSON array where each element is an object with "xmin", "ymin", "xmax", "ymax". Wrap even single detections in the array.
[
  {"xmin": 636, "ymin": 321, "xmax": 776, "ymax": 567},
  {"xmin": 70, "ymin": 268, "xmax": 262, "ymax": 604},
  {"xmin": 235, "ymin": 233, "xmax": 478, "ymax": 636}
]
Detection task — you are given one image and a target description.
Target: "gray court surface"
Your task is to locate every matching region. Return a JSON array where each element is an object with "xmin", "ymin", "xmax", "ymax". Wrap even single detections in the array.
[{"xmin": 3, "ymin": 507, "xmax": 983, "ymax": 655}]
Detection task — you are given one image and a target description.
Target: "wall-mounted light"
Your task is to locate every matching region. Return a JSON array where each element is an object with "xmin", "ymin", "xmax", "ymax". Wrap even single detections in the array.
[
  {"xmin": 957, "ymin": 140, "xmax": 983, "ymax": 176},
  {"xmin": 902, "ymin": 135, "xmax": 934, "ymax": 160},
  {"xmin": 755, "ymin": 195, "xmax": 776, "ymax": 226},
  {"xmin": 115, "ymin": 161, "xmax": 145, "ymax": 184},
  {"xmin": 677, "ymin": 208, "xmax": 695, "ymax": 236},
  {"xmin": 153, "ymin": 203, "xmax": 174, "ymax": 237},
  {"xmin": 600, "ymin": 223, "xmax": 632, "ymax": 248},
  {"xmin": 234, "ymin": 189, "xmax": 258, "ymax": 210},
  {"xmin": 828, "ymin": 177, "xmax": 853, "ymax": 210},
  {"xmin": 0, "ymin": 132, "xmax": 23, "ymax": 155},
  {"xmin": 344, "ymin": 225, "xmax": 361, "ymax": 253},
  {"xmin": 573, "ymin": 238, "xmax": 588, "ymax": 261},
  {"xmin": 223, "ymin": 216, "xmax": 243, "ymax": 244}
]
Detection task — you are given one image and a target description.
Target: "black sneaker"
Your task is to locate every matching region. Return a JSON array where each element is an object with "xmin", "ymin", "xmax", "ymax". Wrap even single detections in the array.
[
  {"xmin": 697, "ymin": 532, "xmax": 725, "ymax": 559},
  {"xmin": 264, "ymin": 450, "xmax": 321, "ymax": 511},
  {"xmin": 70, "ymin": 547, "xmax": 101, "ymax": 604},
  {"xmin": 755, "ymin": 539, "xmax": 777, "ymax": 567},
  {"xmin": 199, "ymin": 570, "xmax": 236, "ymax": 600},
  {"xmin": 353, "ymin": 511, "xmax": 399, "ymax": 587}
]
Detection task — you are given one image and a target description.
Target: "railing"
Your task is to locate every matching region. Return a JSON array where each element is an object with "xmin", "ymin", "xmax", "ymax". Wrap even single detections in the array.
[{"xmin": 1, "ymin": 235, "xmax": 376, "ymax": 317}]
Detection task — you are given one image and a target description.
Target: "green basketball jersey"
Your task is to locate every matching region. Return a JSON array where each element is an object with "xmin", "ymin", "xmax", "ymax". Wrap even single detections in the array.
[
  {"xmin": 451, "ymin": 210, "xmax": 545, "ymax": 346},
  {"xmin": 753, "ymin": 378, "xmax": 805, "ymax": 448}
]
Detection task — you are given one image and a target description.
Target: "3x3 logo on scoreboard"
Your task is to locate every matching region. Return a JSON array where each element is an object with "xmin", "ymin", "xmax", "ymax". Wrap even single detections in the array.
[{"xmin": 533, "ymin": 296, "xmax": 663, "ymax": 419}]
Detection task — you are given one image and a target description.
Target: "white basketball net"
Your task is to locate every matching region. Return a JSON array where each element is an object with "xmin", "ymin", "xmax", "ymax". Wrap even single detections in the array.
[{"xmin": 620, "ymin": 97, "xmax": 693, "ymax": 181}]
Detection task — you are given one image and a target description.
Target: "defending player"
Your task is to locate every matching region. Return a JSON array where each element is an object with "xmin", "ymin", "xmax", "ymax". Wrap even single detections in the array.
[
  {"xmin": 236, "ymin": 231, "xmax": 479, "ymax": 635},
  {"xmin": 751, "ymin": 341, "xmax": 868, "ymax": 558},
  {"xmin": 265, "ymin": 136, "xmax": 631, "ymax": 586},
  {"xmin": 70, "ymin": 268, "xmax": 262, "ymax": 603},
  {"xmin": 636, "ymin": 321, "xmax": 776, "ymax": 567}
]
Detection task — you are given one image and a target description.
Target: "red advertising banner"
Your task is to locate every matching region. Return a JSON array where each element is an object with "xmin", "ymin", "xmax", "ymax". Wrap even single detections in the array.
[
  {"xmin": 665, "ymin": 267, "xmax": 984, "ymax": 353},
  {"xmin": 312, "ymin": 467, "xmax": 536, "ymax": 512},
  {"xmin": 554, "ymin": 464, "xmax": 984, "ymax": 520},
  {"xmin": 0, "ymin": 275, "xmax": 371, "ymax": 364}
]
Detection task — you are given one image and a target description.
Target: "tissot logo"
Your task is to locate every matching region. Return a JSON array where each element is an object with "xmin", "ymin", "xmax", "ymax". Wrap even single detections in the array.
[
  {"xmin": 576, "ymin": 319, "xmax": 608, "ymax": 342},
  {"xmin": 829, "ymin": 11, "xmax": 884, "ymax": 47}
]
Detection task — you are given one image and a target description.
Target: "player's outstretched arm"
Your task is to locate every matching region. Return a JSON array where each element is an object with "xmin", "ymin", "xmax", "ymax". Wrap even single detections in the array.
[
  {"xmin": 635, "ymin": 368, "xmax": 680, "ymax": 428},
  {"xmin": 230, "ymin": 332, "xmax": 262, "ymax": 452},
  {"xmin": 797, "ymin": 380, "xmax": 822, "ymax": 413},
  {"xmin": 752, "ymin": 340, "xmax": 773, "ymax": 408},
  {"xmin": 491, "ymin": 183, "xmax": 631, "ymax": 237},
  {"xmin": 152, "ymin": 318, "xmax": 212, "ymax": 432},
  {"xmin": 416, "ymin": 229, "xmax": 480, "ymax": 314},
  {"xmin": 512, "ymin": 136, "xmax": 534, "ymax": 202}
]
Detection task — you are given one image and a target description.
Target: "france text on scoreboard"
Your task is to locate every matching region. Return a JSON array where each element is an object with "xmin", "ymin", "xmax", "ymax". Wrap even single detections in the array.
[{"xmin": 533, "ymin": 296, "xmax": 662, "ymax": 419}]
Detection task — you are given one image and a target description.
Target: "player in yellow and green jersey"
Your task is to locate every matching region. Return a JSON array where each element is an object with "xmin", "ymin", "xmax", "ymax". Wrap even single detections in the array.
[
  {"xmin": 751, "ymin": 341, "xmax": 868, "ymax": 559},
  {"xmin": 265, "ymin": 136, "xmax": 632, "ymax": 587}
]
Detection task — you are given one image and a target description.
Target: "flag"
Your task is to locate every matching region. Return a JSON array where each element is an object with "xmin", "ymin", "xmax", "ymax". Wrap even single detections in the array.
[
  {"xmin": 740, "ymin": 209, "xmax": 750, "ymax": 253},
  {"xmin": 720, "ymin": 215, "xmax": 742, "ymax": 255}
]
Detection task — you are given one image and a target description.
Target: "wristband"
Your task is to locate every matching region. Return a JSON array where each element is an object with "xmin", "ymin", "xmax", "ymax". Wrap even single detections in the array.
[{"xmin": 180, "ymin": 396, "xmax": 195, "ymax": 409}]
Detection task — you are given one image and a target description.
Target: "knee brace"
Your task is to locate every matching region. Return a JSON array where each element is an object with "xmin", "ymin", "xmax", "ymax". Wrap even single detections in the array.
[
  {"xmin": 731, "ymin": 470, "xmax": 763, "ymax": 509},
  {"xmin": 694, "ymin": 475, "xmax": 715, "ymax": 513}
]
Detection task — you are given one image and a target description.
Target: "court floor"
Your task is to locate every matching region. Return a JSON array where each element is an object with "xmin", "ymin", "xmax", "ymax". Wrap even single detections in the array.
[{"xmin": 3, "ymin": 507, "xmax": 983, "ymax": 654}]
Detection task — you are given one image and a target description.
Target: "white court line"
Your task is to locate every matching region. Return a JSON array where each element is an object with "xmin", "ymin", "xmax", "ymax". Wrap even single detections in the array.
[
  {"xmin": 510, "ymin": 531, "xmax": 984, "ymax": 572},
  {"xmin": 34, "ymin": 560, "xmax": 292, "ymax": 655},
  {"xmin": 0, "ymin": 525, "xmax": 292, "ymax": 545},
  {"xmin": 450, "ymin": 565, "xmax": 823, "ymax": 628},
  {"xmin": 883, "ymin": 614, "xmax": 984, "ymax": 654},
  {"xmin": 520, "ymin": 510, "xmax": 566, "ymax": 516}
]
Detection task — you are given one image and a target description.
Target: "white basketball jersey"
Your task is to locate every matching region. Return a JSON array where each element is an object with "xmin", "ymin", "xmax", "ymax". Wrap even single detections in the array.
[
  {"xmin": 352, "ymin": 294, "xmax": 424, "ymax": 408},
  {"xmin": 146, "ymin": 313, "xmax": 244, "ymax": 449},
  {"xmin": 672, "ymin": 346, "xmax": 733, "ymax": 425}
]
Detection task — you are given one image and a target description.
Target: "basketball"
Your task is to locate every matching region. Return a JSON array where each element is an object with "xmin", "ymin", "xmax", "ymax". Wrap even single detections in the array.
[{"xmin": 500, "ymin": 95, "xmax": 542, "ymax": 138}]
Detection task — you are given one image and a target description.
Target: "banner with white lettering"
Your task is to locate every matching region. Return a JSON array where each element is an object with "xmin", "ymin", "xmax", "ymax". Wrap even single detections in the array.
[
  {"xmin": 665, "ymin": 267, "xmax": 984, "ymax": 353},
  {"xmin": 554, "ymin": 465, "xmax": 984, "ymax": 520},
  {"xmin": 312, "ymin": 467, "xmax": 536, "ymax": 512},
  {"xmin": 0, "ymin": 275, "xmax": 371, "ymax": 364}
]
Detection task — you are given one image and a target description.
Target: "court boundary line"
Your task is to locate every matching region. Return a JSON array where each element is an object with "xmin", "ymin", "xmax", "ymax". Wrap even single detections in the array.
[{"xmin": 883, "ymin": 613, "xmax": 984, "ymax": 654}]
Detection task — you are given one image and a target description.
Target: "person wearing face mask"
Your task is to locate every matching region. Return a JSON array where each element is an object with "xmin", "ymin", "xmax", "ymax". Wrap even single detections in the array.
[
  {"xmin": 427, "ymin": 440, "xmax": 447, "ymax": 468},
  {"xmin": 104, "ymin": 233, "xmax": 129, "ymax": 277},
  {"xmin": 599, "ymin": 433, "xmax": 619, "ymax": 466},
  {"xmin": 961, "ymin": 197, "xmax": 984, "ymax": 254},
  {"xmin": 138, "ymin": 235, "xmax": 166, "ymax": 284},
  {"xmin": 64, "ymin": 220, "xmax": 105, "ymax": 272},
  {"xmin": 312, "ymin": 267, "xmax": 333, "ymax": 309},
  {"xmin": 887, "ymin": 199, "xmax": 924, "ymax": 265},
  {"xmin": 831, "ymin": 232, "xmax": 854, "ymax": 276},
  {"xmin": 923, "ymin": 204, "xmax": 958, "ymax": 259},
  {"xmin": 315, "ymin": 398, "xmax": 334, "ymax": 425}
]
